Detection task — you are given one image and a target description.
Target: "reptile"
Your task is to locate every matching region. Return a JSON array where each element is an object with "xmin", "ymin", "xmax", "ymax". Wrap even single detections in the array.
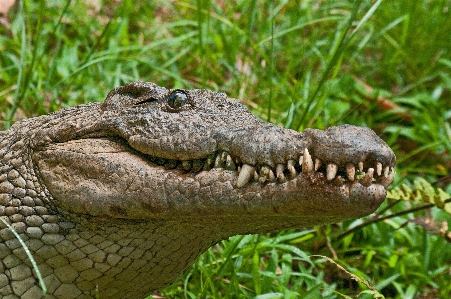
[{"xmin": 0, "ymin": 81, "xmax": 396, "ymax": 298}]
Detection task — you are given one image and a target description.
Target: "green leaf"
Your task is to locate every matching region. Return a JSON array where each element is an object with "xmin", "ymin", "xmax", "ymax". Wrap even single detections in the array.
[{"xmin": 388, "ymin": 178, "xmax": 451, "ymax": 214}]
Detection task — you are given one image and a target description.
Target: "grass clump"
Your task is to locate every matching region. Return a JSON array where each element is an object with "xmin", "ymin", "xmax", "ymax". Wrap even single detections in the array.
[{"xmin": 1, "ymin": 0, "xmax": 451, "ymax": 298}]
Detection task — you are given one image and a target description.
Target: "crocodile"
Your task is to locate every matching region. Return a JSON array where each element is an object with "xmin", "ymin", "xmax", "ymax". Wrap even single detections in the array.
[{"xmin": 0, "ymin": 81, "xmax": 396, "ymax": 298}]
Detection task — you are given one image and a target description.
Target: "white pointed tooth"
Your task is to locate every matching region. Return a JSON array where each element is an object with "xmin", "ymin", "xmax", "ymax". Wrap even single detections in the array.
[
  {"xmin": 260, "ymin": 165, "xmax": 275, "ymax": 183},
  {"xmin": 253, "ymin": 170, "xmax": 259, "ymax": 182},
  {"xmin": 236, "ymin": 164, "xmax": 255, "ymax": 188},
  {"xmin": 221, "ymin": 151, "xmax": 229, "ymax": 162},
  {"xmin": 358, "ymin": 161, "xmax": 364, "ymax": 173},
  {"xmin": 276, "ymin": 164, "xmax": 286, "ymax": 183},
  {"xmin": 326, "ymin": 163, "xmax": 338, "ymax": 181},
  {"xmin": 345, "ymin": 163, "xmax": 355, "ymax": 181},
  {"xmin": 376, "ymin": 162, "xmax": 382, "ymax": 176},
  {"xmin": 226, "ymin": 155, "xmax": 236, "ymax": 170},
  {"xmin": 384, "ymin": 166, "xmax": 389, "ymax": 177},
  {"xmin": 360, "ymin": 168, "xmax": 374, "ymax": 187},
  {"xmin": 299, "ymin": 155, "xmax": 304, "ymax": 166},
  {"xmin": 314, "ymin": 158, "xmax": 322, "ymax": 171},
  {"xmin": 214, "ymin": 154, "xmax": 223, "ymax": 168},
  {"xmin": 302, "ymin": 148, "xmax": 314, "ymax": 173},
  {"xmin": 287, "ymin": 159, "xmax": 297, "ymax": 179},
  {"xmin": 268, "ymin": 169, "xmax": 276, "ymax": 182},
  {"xmin": 378, "ymin": 171, "xmax": 395, "ymax": 188}
]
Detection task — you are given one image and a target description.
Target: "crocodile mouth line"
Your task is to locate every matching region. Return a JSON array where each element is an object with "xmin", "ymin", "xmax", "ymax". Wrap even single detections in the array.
[{"xmin": 144, "ymin": 148, "xmax": 395, "ymax": 189}]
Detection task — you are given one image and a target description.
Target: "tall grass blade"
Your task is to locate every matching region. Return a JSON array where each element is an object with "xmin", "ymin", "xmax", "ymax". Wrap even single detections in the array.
[{"xmin": 0, "ymin": 217, "xmax": 47, "ymax": 295}]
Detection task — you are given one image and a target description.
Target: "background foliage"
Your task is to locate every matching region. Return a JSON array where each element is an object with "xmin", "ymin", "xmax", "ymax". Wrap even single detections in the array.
[{"xmin": 1, "ymin": 0, "xmax": 451, "ymax": 298}]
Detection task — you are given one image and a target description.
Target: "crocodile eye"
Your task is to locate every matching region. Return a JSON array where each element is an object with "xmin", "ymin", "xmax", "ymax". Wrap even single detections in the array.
[{"xmin": 167, "ymin": 90, "xmax": 188, "ymax": 109}]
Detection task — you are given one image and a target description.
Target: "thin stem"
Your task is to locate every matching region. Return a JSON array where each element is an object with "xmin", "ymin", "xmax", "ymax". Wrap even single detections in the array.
[{"xmin": 322, "ymin": 197, "xmax": 451, "ymax": 249}]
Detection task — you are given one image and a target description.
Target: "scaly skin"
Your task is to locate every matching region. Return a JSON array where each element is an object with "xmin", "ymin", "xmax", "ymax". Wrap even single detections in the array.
[{"xmin": 0, "ymin": 82, "xmax": 396, "ymax": 298}]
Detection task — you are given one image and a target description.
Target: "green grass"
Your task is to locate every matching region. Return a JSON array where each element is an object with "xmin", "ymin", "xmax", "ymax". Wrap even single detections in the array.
[{"xmin": 1, "ymin": 0, "xmax": 451, "ymax": 298}]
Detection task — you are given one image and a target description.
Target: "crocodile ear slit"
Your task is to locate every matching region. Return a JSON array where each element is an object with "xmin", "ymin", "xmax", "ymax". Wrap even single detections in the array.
[{"xmin": 134, "ymin": 97, "xmax": 159, "ymax": 105}]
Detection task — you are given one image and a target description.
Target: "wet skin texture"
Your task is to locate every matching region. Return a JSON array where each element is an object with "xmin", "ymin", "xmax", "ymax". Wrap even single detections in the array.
[{"xmin": 0, "ymin": 82, "xmax": 396, "ymax": 298}]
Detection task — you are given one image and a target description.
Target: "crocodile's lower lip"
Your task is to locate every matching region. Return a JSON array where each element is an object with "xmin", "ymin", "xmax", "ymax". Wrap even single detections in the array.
[{"xmin": 192, "ymin": 168, "xmax": 386, "ymax": 223}]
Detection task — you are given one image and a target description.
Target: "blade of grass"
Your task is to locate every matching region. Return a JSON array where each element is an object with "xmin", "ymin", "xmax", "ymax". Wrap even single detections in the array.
[
  {"xmin": 7, "ymin": 0, "xmax": 48, "ymax": 126},
  {"xmin": 0, "ymin": 217, "xmax": 47, "ymax": 295},
  {"xmin": 293, "ymin": 1, "xmax": 364, "ymax": 130},
  {"xmin": 293, "ymin": 0, "xmax": 384, "ymax": 130},
  {"xmin": 267, "ymin": 2, "xmax": 274, "ymax": 123},
  {"xmin": 5, "ymin": 0, "xmax": 26, "ymax": 129}
]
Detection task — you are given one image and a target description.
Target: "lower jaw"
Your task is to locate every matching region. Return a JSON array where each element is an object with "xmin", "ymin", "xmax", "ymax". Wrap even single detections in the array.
[{"xmin": 187, "ymin": 168, "xmax": 387, "ymax": 221}]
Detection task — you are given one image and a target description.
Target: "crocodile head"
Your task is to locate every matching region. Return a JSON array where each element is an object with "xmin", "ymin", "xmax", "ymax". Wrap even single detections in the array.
[
  {"xmin": 2, "ymin": 81, "xmax": 396, "ymax": 297},
  {"xmin": 34, "ymin": 81, "xmax": 395, "ymax": 228}
]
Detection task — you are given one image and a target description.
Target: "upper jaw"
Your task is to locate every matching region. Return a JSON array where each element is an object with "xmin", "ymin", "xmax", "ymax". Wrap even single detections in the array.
[
  {"xmin": 207, "ymin": 124, "xmax": 396, "ymax": 189},
  {"xmin": 303, "ymin": 124, "xmax": 396, "ymax": 167}
]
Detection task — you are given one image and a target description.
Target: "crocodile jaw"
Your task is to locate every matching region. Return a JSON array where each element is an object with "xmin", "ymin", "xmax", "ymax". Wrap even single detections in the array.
[{"xmin": 34, "ymin": 137, "xmax": 389, "ymax": 231}]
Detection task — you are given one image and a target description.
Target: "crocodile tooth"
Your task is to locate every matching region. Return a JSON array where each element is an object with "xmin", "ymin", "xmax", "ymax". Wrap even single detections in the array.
[
  {"xmin": 302, "ymin": 148, "xmax": 314, "ymax": 173},
  {"xmin": 326, "ymin": 163, "xmax": 338, "ymax": 181},
  {"xmin": 221, "ymin": 151, "xmax": 229, "ymax": 162},
  {"xmin": 214, "ymin": 152, "xmax": 225, "ymax": 168},
  {"xmin": 287, "ymin": 159, "xmax": 297, "ymax": 179},
  {"xmin": 276, "ymin": 164, "xmax": 286, "ymax": 183},
  {"xmin": 253, "ymin": 170, "xmax": 259, "ymax": 182},
  {"xmin": 360, "ymin": 168, "xmax": 374, "ymax": 187},
  {"xmin": 378, "ymin": 170, "xmax": 395, "ymax": 188},
  {"xmin": 314, "ymin": 158, "xmax": 322, "ymax": 171},
  {"xmin": 345, "ymin": 163, "xmax": 355, "ymax": 181},
  {"xmin": 226, "ymin": 155, "xmax": 236, "ymax": 171},
  {"xmin": 236, "ymin": 164, "xmax": 255, "ymax": 188},
  {"xmin": 268, "ymin": 169, "xmax": 276, "ymax": 182},
  {"xmin": 383, "ymin": 166, "xmax": 389, "ymax": 177},
  {"xmin": 299, "ymin": 155, "xmax": 304, "ymax": 166},
  {"xmin": 260, "ymin": 165, "xmax": 275, "ymax": 183},
  {"xmin": 358, "ymin": 161, "xmax": 364, "ymax": 173},
  {"xmin": 376, "ymin": 162, "xmax": 382, "ymax": 176},
  {"xmin": 182, "ymin": 160, "xmax": 192, "ymax": 171},
  {"xmin": 258, "ymin": 165, "xmax": 268, "ymax": 184}
]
